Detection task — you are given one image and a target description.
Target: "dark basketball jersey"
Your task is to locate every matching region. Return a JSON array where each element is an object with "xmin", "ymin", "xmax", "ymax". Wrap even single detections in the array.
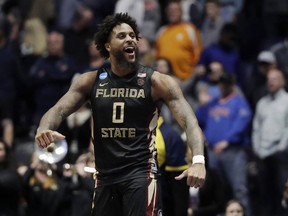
[{"xmin": 90, "ymin": 64, "xmax": 160, "ymax": 185}]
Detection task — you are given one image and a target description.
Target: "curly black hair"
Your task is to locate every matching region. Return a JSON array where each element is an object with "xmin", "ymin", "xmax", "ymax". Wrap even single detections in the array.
[{"xmin": 94, "ymin": 13, "xmax": 140, "ymax": 59}]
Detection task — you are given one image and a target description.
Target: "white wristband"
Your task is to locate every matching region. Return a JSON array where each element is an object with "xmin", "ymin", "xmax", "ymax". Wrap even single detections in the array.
[{"xmin": 192, "ymin": 155, "xmax": 205, "ymax": 164}]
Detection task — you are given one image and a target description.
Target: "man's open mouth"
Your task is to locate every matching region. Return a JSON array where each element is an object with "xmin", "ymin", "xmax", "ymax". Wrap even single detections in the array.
[{"xmin": 124, "ymin": 46, "xmax": 135, "ymax": 55}]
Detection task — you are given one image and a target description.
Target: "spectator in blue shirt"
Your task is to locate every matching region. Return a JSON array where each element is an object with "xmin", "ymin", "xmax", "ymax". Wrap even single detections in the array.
[
  {"xmin": 193, "ymin": 23, "xmax": 243, "ymax": 88},
  {"xmin": 196, "ymin": 73, "xmax": 252, "ymax": 216}
]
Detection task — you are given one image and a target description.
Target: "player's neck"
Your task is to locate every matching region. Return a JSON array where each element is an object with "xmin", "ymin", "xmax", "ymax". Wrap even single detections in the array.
[{"xmin": 110, "ymin": 60, "xmax": 138, "ymax": 77}]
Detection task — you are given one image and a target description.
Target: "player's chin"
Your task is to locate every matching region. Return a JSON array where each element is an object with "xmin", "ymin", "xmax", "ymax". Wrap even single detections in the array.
[
  {"xmin": 127, "ymin": 58, "xmax": 136, "ymax": 63},
  {"xmin": 125, "ymin": 54, "xmax": 136, "ymax": 62},
  {"xmin": 123, "ymin": 49, "xmax": 134, "ymax": 57}
]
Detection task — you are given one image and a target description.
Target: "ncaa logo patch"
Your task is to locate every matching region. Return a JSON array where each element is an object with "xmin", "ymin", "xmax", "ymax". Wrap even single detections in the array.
[{"xmin": 99, "ymin": 72, "xmax": 108, "ymax": 80}]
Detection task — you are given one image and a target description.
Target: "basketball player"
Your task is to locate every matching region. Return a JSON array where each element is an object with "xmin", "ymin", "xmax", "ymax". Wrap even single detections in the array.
[{"xmin": 35, "ymin": 13, "xmax": 206, "ymax": 216}]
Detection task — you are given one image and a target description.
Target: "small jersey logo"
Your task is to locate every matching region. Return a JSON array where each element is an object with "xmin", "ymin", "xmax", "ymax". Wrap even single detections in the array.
[
  {"xmin": 99, "ymin": 72, "xmax": 108, "ymax": 80},
  {"xmin": 99, "ymin": 82, "xmax": 108, "ymax": 87}
]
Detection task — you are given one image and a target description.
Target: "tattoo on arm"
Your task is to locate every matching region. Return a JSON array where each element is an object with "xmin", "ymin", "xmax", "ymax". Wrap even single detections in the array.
[
  {"xmin": 152, "ymin": 72, "xmax": 204, "ymax": 156},
  {"xmin": 166, "ymin": 81, "xmax": 204, "ymax": 156}
]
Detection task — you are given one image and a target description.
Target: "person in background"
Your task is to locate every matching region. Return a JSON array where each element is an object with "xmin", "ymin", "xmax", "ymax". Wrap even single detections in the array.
[
  {"xmin": 141, "ymin": 0, "xmax": 161, "ymax": 41},
  {"xmin": 18, "ymin": 17, "xmax": 49, "ymax": 137},
  {"xmin": 194, "ymin": 61, "xmax": 226, "ymax": 106},
  {"xmin": 252, "ymin": 68, "xmax": 288, "ymax": 216},
  {"xmin": 63, "ymin": 5, "xmax": 95, "ymax": 70},
  {"xmin": 61, "ymin": 103, "xmax": 92, "ymax": 163},
  {"xmin": 0, "ymin": 23, "xmax": 22, "ymax": 148},
  {"xmin": 0, "ymin": 139, "xmax": 23, "ymax": 216},
  {"xmin": 138, "ymin": 37, "xmax": 156, "ymax": 67},
  {"xmin": 23, "ymin": 0, "xmax": 56, "ymax": 29},
  {"xmin": 156, "ymin": 116, "xmax": 190, "ymax": 216},
  {"xmin": 73, "ymin": 39, "xmax": 110, "ymax": 80},
  {"xmin": 270, "ymin": 31, "xmax": 288, "ymax": 91},
  {"xmin": 153, "ymin": 57, "xmax": 182, "ymax": 133},
  {"xmin": 155, "ymin": 0, "xmax": 202, "ymax": 80},
  {"xmin": 196, "ymin": 73, "xmax": 252, "ymax": 216},
  {"xmin": 114, "ymin": 0, "xmax": 145, "ymax": 36},
  {"xmin": 243, "ymin": 50, "xmax": 277, "ymax": 215},
  {"xmin": 200, "ymin": 0, "xmax": 225, "ymax": 49},
  {"xmin": 194, "ymin": 23, "xmax": 241, "ymax": 87},
  {"xmin": 188, "ymin": 145, "xmax": 231, "ymax": 216},
  {"xmin": 183, "ymin": 61, "xmax": 243, "ymax": 115},
  {"xmin": 153, "ymin": 56, "xmax": 180, "ymax": 83},
  {"xmin": 61, "ymin": 151, "xmax": 95, "ymax": 216},
  {"xmin": 224, "ymin": 199, "xmax": 245, "ymax": 216},
  {"xmin": 20, "ymin": 18, "xmax": 48, "ymax": 57},
  {"xmin": 85, "ymin": 40, "xmax": 108, "ymax": 72},
  {"xmin": 218, "ymin": 0, "xmax": 244, "ymax": 23},
  {"xmin": 29, "ymin": 31, "xmax": 77, "ymax": 130},
  {"xmin": 114, "ymin": 0, "xmax": 161, "ymax": 41},
  {"xmin": 244, "ymin": 50, "xmax": 277, "ymax": 112},
  {"xmin": 21, "ymin": 152, "xmax": 67, "ymax": 216}
]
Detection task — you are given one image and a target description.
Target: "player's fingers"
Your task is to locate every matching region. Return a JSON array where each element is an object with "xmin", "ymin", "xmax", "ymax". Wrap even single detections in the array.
[
  {"xmin": 191, "ymin": 175, "xmax": 206, "ymax": 188},
  {"xmin": 35, "ymin": 136, "xmax": 41, "ymax": 146},
  {"xmin": 52, "ymin": 131, "xmax": 66, "ymax": 139},
  {"xmin": 187, "ymin": 175, "xmax": 197, "ymax": 187},
  {"xmin": 42, "ymin": 132, "xmax": 53, "ymax": 145},
  {"xmin": 35, "ymin": 134, "xmax": 47, "ymax": 148},
  {"xmin": 38, "ymin": 138, "xmax": 47, "ymax": 148},
  {"xmin": 191, "ymin": 177, "xmax": 204, "ymax": 188},
  {"xmin": 46, "ymin": 132, "xmax": 54, "ymax": 143},
  {"xmin": 35, "ymin": 130, "xmax": 50, "ymax": 147},
  {"xmin": 35, "ymin": 131, "xmax": 53, "ymax": 148},
  {"xmin": 198, "ymin": 178, "xmax": 205, "ymax": 187},
  {"xmin": 175, "ymin": 170, "xmax": 188, "ymax": 180}
]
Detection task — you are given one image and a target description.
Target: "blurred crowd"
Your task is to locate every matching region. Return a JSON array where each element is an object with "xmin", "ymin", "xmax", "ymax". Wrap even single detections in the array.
[{"xmin": 1, "ymin": 0, "xmax": 288, "ymax": 216}]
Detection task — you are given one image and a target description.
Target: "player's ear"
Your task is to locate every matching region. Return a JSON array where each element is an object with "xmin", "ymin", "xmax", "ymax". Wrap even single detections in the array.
[{"xmin": 105, "ymin": 43, "xmax": 111, "ymax": 52}]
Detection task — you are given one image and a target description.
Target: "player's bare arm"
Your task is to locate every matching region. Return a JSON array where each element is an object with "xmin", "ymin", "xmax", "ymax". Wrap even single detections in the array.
[
  {"xmin": 151, "ymin": 71, "xmax": 206, "ymax": 187},
  {"xmin": 35, "ymin": 71, "xmax": 97, "ymax": 148},
  {"xmin": 151, "ymin": 71, "xmax": 204, "ymax": 155}
]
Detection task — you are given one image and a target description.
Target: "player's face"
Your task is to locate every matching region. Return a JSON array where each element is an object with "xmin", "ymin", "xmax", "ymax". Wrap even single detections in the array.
[{"xmin": 106, "ymin": 23, "xmax": 138, "ymax": 64}]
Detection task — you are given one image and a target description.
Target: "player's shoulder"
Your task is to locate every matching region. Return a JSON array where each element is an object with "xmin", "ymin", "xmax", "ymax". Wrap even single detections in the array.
[
  {"xmin": 71, "ymin": 71, "xmax": 98, "ymax": 92},
  {"xmin": 75, "ymin": 71, "xmax": 98, "ymax": 83},
  {"xmin": 151, "ymin": 70, "xmax": 180, "ymax": 99},
  {"xmin": 151, "ymin": 70, "xmax": 176, "ymax": 84}
]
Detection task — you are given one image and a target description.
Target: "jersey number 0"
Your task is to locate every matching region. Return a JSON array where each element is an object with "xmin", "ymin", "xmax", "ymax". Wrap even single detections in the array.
[{"xmin": 112, "ymin": 102, "xmax": 125, "ymax": 123}]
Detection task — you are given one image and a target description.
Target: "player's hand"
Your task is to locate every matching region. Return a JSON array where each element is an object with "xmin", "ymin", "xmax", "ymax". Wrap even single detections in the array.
[
  {"xmin": 35, "ymin": 129, "xmax": 65, "ymax": 148},
  {"xmin": 175, "ymin": 164, "xmax": 206, "ymax": 188}
]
